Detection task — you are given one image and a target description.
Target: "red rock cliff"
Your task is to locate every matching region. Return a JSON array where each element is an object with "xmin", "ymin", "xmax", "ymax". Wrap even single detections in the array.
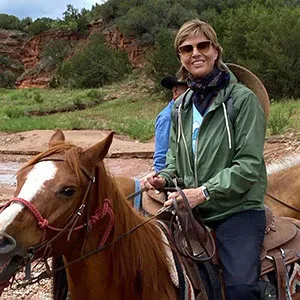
[{"xmin": 1, "ymin": 21, "xmax": 146, "ymax": 88}]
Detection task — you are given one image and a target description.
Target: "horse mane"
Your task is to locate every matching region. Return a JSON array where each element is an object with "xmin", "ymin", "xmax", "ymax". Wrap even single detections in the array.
[
  {"xmin": 267, "ymin": 153, "xmax": 300, "ymax": 175},
  {"xmin": 95, "ymin": 163, "xmax": 174, "ymax": 299},
  {"xmin": 22, "ymin": 143, "xmax": 174, "ymax": 299}
]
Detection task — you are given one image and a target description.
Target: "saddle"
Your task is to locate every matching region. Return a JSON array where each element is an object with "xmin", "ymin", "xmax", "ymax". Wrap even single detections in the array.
[
  {"xmin": 261, "ymin": 206, "xmax": 300, "ymax": 300},
  {"xmin": 142, "ymin": 190, "xmax": 300, "ymax": 300},
  {"xmin": 149, "ymin": 188, "xmax": 222, "ymax": 300}
]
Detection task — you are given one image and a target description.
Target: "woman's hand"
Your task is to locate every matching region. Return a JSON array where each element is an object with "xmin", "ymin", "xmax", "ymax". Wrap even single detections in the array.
[
  {"xmin": 140, "ymin": 172, "xmax": 166, "ymax": 190},
  {"xmin": 164, "ymin": 187, "xmax": 206, "ymax": 209}
]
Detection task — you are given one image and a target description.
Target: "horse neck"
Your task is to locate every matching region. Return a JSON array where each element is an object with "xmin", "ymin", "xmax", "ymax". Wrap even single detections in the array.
[
  {"xmin": 266, "ymin": 155, "xmax": 300, "ymax": 219},
  {"xmin": 65, "ymin": 163, "xmax": 176, "ymax": 300},
  {"xmin": 267, "ymin": 153, "xmax": 300, "ymax": 176}
]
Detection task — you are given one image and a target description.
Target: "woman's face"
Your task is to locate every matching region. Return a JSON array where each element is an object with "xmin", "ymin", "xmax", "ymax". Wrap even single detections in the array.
[{"xmin": 178, "ymin": 33, "xmax": 218, "ymax": 78}]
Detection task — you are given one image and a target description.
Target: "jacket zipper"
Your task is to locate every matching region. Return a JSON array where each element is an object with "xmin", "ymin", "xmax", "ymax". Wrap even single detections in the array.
[
  {"xmin": 194, "ymin": 112, "xmax": 208, "ymax": 187},
  {"xmin": 178, "ymin": 108, "xmax": 195, "ymax": 184}
]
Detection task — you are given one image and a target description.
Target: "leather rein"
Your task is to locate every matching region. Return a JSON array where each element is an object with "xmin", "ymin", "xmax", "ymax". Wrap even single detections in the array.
[{"xmin": 7, "ymin": 159, "xmax": 215, "ymax": 288}]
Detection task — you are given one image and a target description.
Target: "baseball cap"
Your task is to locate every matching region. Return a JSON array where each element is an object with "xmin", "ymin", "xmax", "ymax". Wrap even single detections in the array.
[{"xmin": 160, "ymin": 76, "xmax": 187, "ymax": 90}]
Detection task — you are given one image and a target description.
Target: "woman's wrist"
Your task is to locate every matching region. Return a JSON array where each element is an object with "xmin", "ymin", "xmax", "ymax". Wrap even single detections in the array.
[
  {"xmin": 200, "ymin": 185, "xmax": 210, "ymax": 201},
  {"xmin": 196, "ymin": 186, "xmax": 210, "ymax": 203}
]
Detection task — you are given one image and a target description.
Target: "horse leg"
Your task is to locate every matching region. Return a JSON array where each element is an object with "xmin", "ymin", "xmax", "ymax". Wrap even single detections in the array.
[{"xmin": 52, "ymin": 256, "xmax": 68, "ymax": 300}]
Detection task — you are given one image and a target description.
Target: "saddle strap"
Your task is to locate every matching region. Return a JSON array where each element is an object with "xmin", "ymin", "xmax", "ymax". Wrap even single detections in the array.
[
  {"xmin": 273, "ymin": 253, "xmax": 287, "ymax": 300},
  {"xmin": 196, "ymin": 290, "xmax": 209, "ymax": 300},
  {"xmin": 181, "ymin": 257, "xmax": 205, "ymax": 292}
]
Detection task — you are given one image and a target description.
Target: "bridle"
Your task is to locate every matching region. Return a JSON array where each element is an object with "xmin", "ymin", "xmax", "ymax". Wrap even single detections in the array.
[
  {"xmin": 2, "ymin": 156, "xmax": 170, "ymax": 289},
  {"xmin": 1, "ymin": 156, "xmax": 115, "ymax": 281}
]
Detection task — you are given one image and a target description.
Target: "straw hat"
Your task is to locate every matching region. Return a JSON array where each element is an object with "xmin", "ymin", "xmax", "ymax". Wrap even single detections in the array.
[{"xmin": 227, "ymin": 63, "xmax": 270, "ymax": 119}]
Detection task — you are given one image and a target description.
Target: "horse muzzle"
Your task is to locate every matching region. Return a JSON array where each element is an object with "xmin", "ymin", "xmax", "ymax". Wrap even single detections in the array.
[
  {"xmin": 0, "ymin": 232, "xmax": 26, "ymax": 282},
  {"xmin": 0, "ymin": 232, "xmax": 16, "ymax": 255}
]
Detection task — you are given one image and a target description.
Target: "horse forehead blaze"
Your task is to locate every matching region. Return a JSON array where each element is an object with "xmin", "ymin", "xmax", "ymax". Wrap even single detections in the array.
[{"xmin": 0, "ymin": 161, "xmax": 58, "ymax": 231}]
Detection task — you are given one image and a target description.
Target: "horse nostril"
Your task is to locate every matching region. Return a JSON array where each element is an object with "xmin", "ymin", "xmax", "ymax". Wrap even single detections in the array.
[{"xmin": 0, "ymin": 232, "xmax": 16, "ymax": 254}]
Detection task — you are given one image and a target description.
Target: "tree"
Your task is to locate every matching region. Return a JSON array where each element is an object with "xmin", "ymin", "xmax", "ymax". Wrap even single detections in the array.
[
  {"xmin": 62, "ymin": 4, "xmax": 89, "ymax": 36},
  {"xmin": 147, "ymin": 28, "xmax": 181, "ymax": 89},
  {"xmin": 27, "ymin": 18, "xmax": 54, "ymax": 35},
  {"xmin": 215, "ymin": 3, "xmax": 300, "ymax": 98},
  {"xmin": 0, "ymin": 14, "xmax": 22, "ymax": 30}
]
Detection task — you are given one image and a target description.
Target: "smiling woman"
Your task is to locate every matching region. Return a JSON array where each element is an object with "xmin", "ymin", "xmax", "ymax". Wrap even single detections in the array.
[{"xmin": 141, "ymin": 18, "xmax": 268, "ymax": 300}]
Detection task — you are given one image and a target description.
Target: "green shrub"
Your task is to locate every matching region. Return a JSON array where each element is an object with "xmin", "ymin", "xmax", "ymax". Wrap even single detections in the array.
[
  {"xmin": 33, "ymin": 91, "xmax": 43, "ymax": 103},
  {"xmin": 27, "ymin": 18, "xmax": 54, "ymax": 35},
  {"xmin": 42, "ymin": 40, "xmax": 70, "ymax": 67},
  {"xmin": 0, "ymin": 14, "xmax": 22, "ymax": 30},
  {"xmin": 86, "ymin": 90, "xmax": 104, "ymax": 103},
  {"xmin": 3, "ymin": 106, "xmax": 26, "ymax": 119},
  {"xmin": 57, "ymin": 33, "xmax": 131, "ymax": 88},
  {"xmin": 268, "ymin": 103, "xmax": 294, "ymax": 135},
  {"xmin": 0, "ymin": 70, "xmax": 17, "ymax": 88},
  {"xmin": 73, "ymin": 97, "xmax": 85, "ymax": 109}
]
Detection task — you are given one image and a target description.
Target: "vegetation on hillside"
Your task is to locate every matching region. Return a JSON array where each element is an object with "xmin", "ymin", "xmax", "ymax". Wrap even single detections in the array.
[
  {"xmin": 1, "ymin": 0, "xmax": 300, "ymax": 98},
  {"xmin": 0, "ymin": 73, "xmax": 299, "ymax": 141}
]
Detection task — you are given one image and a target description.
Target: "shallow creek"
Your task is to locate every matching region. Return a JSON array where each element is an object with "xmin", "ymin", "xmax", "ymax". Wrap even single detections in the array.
[{"xmin": 0, "ymin": 162, "xmax": 21, "ymax": 185}]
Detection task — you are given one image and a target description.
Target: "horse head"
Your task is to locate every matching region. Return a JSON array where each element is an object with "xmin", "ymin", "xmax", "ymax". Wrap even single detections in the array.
[{"xmin": 0, "ymin": 129, "xmax": 114, "ymax": 287}]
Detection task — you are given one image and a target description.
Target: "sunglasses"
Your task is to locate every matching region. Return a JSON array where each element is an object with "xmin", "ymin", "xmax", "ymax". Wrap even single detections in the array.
[{"xmin": 178, "ymin": 40, "xmax": 212, "ymax": 56}]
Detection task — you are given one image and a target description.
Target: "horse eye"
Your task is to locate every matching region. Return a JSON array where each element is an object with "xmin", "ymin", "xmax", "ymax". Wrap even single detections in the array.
[{"xmin": 61, "ymin": 187, "xmax": 76, "ymax": 197}]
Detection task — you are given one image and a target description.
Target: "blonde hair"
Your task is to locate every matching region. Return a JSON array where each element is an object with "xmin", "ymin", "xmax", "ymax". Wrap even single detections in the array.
[{"xmin": 174, "ymin": 19, "xmax": 224, "ymax": 79}]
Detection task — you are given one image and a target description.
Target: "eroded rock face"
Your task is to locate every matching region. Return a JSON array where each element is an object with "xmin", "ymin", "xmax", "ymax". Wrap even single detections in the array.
[
  {"xmin": 0, "ymin": 29, "xmax": 28, "ymax": 76},
  {"xmin": 16, "ymin": 29, "xmax": 80, "ymax": 88},
  {"xmin": 0, "ymin": 21, "xmax": 146, "ymax": 89},
  {"xmin": 0, "ymin": 29, "xmax": 28, "ymax": 60}
]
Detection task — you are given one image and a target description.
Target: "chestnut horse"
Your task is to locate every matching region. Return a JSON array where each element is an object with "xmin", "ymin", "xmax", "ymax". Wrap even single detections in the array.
[
  {"xmin": 0, "ymin": 130, "xmax": 179, "ymax": 300},
  {"xmin": 266, "ymin": 154, "xmax": 300, "ymax": 220}
]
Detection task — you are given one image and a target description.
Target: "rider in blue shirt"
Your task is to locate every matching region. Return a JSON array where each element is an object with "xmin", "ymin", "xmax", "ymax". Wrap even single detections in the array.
[{"xmin": 153, "ymin": 76, "xmax": 188, "ymax": 172}]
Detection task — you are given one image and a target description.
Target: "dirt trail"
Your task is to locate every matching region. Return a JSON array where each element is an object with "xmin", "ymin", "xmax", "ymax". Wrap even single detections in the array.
[{"xmin": 1, "ymin": 129, "xmax": 300, "ymax": 199}]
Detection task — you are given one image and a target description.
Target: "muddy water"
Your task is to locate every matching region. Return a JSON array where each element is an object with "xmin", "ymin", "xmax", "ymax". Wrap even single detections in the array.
[
  {"xmin": 0, "ymin": 158, "xmax": 152, "ymax": 186},
  {"xmin": 0, "ymin": 162, "xmax": 20, "ymax": 185}
]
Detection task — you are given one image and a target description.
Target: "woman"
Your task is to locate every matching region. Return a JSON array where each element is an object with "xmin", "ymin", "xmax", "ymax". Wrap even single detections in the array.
[{"xmin": 141, "ymin": 19, "xmax": 266, "ymax": 299}]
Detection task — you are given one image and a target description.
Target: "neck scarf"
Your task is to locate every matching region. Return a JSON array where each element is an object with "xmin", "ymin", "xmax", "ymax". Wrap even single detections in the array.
[{"xmin": 187, "ymin": 67, "xmax": 230, "ymax": 116}]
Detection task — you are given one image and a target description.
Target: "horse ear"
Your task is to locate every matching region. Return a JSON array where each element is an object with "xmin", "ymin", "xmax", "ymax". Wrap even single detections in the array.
[
  {"xmin": 49, "ymin": 129, "xmax": 65, "ymax": 148},
  {"xmin": 84, "ymin": 132, "xmax": 114, "ymax": 162}
]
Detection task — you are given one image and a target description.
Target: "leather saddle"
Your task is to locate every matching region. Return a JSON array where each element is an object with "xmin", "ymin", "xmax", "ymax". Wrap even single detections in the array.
[
  {"xmin": 148, "ymin": 188, "xmax": 221, "ymax": 300},
  {"xmin": 261, "ymin": 206, "xmax": 300, "ymax": 300},
  {"xmin": 142, "ymin": 191, "xmax": 300, "ymax": 300}
]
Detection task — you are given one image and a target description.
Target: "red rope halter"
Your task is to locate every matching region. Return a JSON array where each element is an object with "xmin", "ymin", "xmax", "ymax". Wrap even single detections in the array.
[{"xmin": 2, "ymin": 197, "xmax": 115, "ymax": 248}]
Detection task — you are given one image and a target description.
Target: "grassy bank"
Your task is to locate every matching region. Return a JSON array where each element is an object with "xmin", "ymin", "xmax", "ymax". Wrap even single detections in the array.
[{"xmin": 0, "ymin": 73, "xmax": 299, "ymax": 142}]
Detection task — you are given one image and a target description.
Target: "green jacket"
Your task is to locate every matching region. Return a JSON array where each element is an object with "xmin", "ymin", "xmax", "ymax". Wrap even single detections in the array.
[{"xmin": 159, "ymin": 69, "xmax": 267, "ymax": 223}]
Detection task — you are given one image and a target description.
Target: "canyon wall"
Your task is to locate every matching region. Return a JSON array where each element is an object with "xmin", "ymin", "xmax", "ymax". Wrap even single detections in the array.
[{"xmin": 0, "ymin": 20, "xmax": 146, "ymax": 88}]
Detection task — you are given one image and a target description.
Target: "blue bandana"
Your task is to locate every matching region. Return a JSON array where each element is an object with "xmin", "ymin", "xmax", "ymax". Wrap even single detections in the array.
[{"xmin": 187, "ymin": 67, "xmax": 230, "ymax": 116}]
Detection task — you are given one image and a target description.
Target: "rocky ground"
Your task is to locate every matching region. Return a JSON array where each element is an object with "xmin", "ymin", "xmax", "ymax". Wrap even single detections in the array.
[{"xmin": 0, "ymin": 129, "xmax": 299, "ymax": 299}]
